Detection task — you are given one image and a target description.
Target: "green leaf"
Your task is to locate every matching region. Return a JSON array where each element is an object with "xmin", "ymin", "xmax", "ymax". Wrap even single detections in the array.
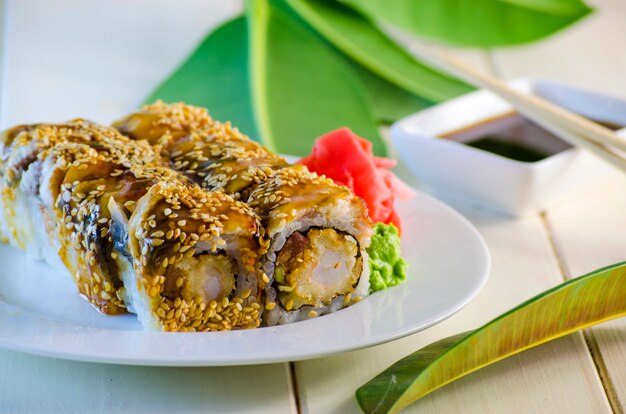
[
  {"xmin": 349, "ymin": 63, "xmax": 433, "ymax": 124},
  {"xmin": 281, "ymin": 1, "xmax": 435, "ymax": 123},
  {"xmin": 339, "ymin": 0, "xmax": 593, "ymax": 47},
  {"xmin": 271, "ymin": 0, "xmax": 435, "ymax": 123},
  {"xmin": 286, "ymin": 0, "xmax": 473, "ymax": 101},
  {"xmin": 246, "ymin": 0, "xmax": 387, "ymax": 156},
  {"xmin": 356, "ymin": 262, "xmax": 626, "ymax": 414},
  {"xmin": 145, "ymin": 17, "xmax": 260, "ymax": 141}
]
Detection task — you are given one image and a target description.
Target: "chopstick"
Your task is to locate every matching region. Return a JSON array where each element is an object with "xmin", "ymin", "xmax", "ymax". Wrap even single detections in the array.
[{"xmin": 409, "ymin": 43, "xmax": 626, "ymax": 174}]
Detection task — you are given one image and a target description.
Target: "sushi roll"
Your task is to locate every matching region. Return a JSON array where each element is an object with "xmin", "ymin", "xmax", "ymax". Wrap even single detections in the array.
[
  {"xmin": 248, "ymin": 166, "xmax": 372, "ymax": 324},
  {"xmin": 0, "ymin": 120, "xmax": 264, "ymax": 330},
  {"xmin": 0, "ymin": 120, "xmax": 158, "ymax": 314},
  {"xmin": 115, "ymin": 102, "xmax": 374, "ymax": 325},
  {"xmin": 118, "ymin": 179, "xmax": 263, "ymax": 331},
  {"xmin": 114, "ymin": 101, "xmax": 288, "ymax": 201}
]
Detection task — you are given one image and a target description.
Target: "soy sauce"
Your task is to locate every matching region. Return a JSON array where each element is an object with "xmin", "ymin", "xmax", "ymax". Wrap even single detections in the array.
[
  {"xmin": 441, "ymin": 112, "xmax": 624, "ymax": 163},
  {"xmin": 466, "ymin": 137, "xmax": 549, "ymax": 162}
]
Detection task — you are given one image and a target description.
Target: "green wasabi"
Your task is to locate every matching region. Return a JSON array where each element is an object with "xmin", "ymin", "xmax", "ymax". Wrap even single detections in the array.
[{"xmin": 367, "ymin": 223, "xmax": 407, "ymax": 293}]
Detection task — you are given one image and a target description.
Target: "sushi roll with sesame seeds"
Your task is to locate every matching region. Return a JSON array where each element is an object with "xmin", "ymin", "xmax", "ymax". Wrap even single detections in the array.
[
  {"xmin": 114, "ymin": 102, "xmax": 374, "ymax": 325},
  {"xmin": 0, "ymin": 121, "xmax": 162, "ymax": 314},
  {"xmin": 247, "ymin": 166, "xmax": 373, "ymax": 325},
  {"xmin": 0, "ymin": 124, "xmax": 59, "ymax": 262},
  {"xmin": 113, "ymin": 101, "xmax": 288, "ymax": 201},
  {"xmin": 116, "ymin": 180, "xmax": 264, "ymax": 331},
  {"xmin": 0, "ymin": 121, "xmax": 264, "ymax": 330}
]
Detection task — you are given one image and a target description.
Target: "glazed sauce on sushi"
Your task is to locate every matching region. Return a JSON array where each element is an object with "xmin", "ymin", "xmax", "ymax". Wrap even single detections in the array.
[{"xmin": 440, "ymin": 112, "xmax": 624, "ymax": 163}]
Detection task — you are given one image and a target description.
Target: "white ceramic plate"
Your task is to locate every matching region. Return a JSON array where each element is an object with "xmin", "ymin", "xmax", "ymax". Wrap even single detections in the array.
[{"xmin": 0, "ymin": 190, "xmax": 490, "ymax": 366}]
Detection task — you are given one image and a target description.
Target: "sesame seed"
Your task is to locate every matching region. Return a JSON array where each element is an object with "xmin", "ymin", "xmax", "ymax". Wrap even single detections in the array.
[{"xmin": 343, "ymin": 293, "xmax": 351, "ymax": 304}]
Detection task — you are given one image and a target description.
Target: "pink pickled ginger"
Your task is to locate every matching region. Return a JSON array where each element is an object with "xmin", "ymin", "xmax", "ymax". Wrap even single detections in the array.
[{"xmin": 298, "ymin": 128, "xmax": 413, "ymax": 232}]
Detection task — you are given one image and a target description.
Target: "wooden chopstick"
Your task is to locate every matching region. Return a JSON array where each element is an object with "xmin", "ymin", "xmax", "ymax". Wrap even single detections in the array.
[
  {"xmin": 517, "ymin": 108, "xmax": 626, "ymax": 174},
  {"xmin": 409, "ymin": 42, "xmax": 626, "ymax": 173}
]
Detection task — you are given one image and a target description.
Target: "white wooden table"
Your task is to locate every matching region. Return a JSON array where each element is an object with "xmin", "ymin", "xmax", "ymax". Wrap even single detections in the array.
[{"xmin": 1, "ymin": 1, "xmax": 625, "ymax": 412}]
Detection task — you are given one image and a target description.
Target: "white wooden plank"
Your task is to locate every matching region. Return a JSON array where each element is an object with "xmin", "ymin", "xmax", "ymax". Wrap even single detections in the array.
[
  {"xmin": 0, "ymin": 349, "xmax": 296, "ymax": 413},
  {"xmin": 491, "ymin": 0, "xmax": 626, "ymax": 99},
  {"xmin": 295, "ymin": 207, "xmax": 611, "ymax": 414},
  {"xmin": 490, "ymin": 0, "xmax": 626, "ymax": 409},
  {"xmin": 544, "ymin": 177, "xmax": 626, "ymax": 411}
]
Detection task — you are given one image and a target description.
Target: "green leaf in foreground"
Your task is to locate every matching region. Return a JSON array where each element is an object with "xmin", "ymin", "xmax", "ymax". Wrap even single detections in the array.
[
  {"xmin": 246, "ymin": 0, "xmax": 386, "ymax": 156},
  {"xmin": 340, "ymin": 0, "xmax": 592, "ymax": 48},
  {"xmin": 286, "ymin": 0, "xmax": 473, "ymax": 102},
  {"xmin": 356, "ymin": 261, "xmax": 626, "ymax": 414},
  {"xmin": 145, "ymin": 17, "xmax": 260, "ymax": 141}
]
